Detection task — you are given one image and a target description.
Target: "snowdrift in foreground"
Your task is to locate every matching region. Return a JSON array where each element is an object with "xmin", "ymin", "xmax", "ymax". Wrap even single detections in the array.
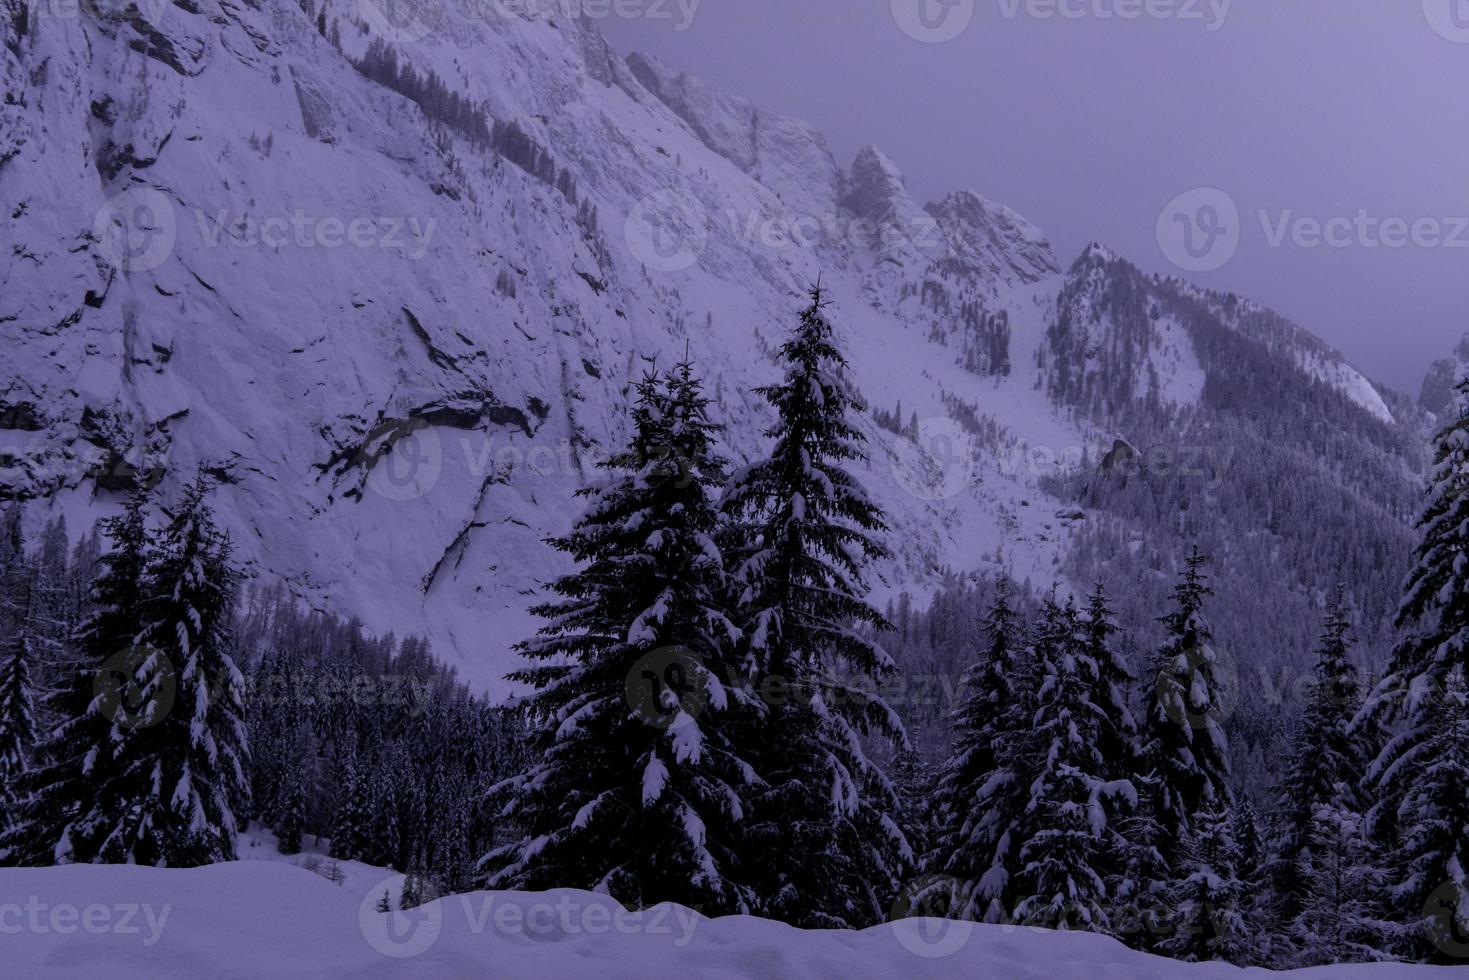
[{"xmin": 0, "ymin": 861, "xmax": 1449, "ymax": 979}]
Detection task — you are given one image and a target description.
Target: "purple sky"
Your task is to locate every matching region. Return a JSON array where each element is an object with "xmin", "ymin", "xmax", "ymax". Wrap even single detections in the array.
[{"xmin": 602, "ymin": 0, "xmax": 1469, "ymax": 396}]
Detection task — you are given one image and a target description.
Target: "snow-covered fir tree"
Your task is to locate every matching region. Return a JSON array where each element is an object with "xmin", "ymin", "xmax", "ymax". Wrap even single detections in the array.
[
  {"xmin": 484, "ymin": 364, "xmax": 758, "ymax": 914},
  {"xmin": 926, "ymin": 581, "xmax": 1037, "ymax": 923},
  {"xmin": 1372, "ymin": 668, "xmax": 1469, "ymax": 964},
  {"xmin": 1271, "ymin": 588, "xmax": 1368, "ymax": 927},
  {"xmin": 275, "ymin": 762, "xmax": 307, "ymax": 856},
  {"xmin": 0, "ymin": 492, "xmax": 153, "ymax": 866},
  {"xmin": 330, "ymin": 746, "xmax": 373, "ymax": 861},
  {"xmin": 0, "ymin": 522, "xmax": 37, "ymax": 822},
  {"xmin": 1289, "ymin": 802, "xmax": 1392, "ymax": 966},
  {"xmin": 721, "ymin": 286, "xmax": 910, "ymax": 928},
  {"xmin": 1159, "ymin": 804, "xmax": 1251, "ymax": 963},
  {"xmin": 1361, "ymin": 383, "xmax": 1469, "ymax": 963},
  {"xmin": 1081, "ymin": 583, "xmax": 1138, "ymax": 786},
  {"xmin": 1137, "ymin": 549, "xmax": 1232, "ymax": 862},
  {"xmin": 1108, "ymin": 781, "xmax": 1172, "ymax": 952},
  {"xmin": 98, "ymin": 477, "xmax": 248, "ymax": 866},
  {"xmin": 1013, "ymin": 596, "xmax": 1135, "ymax": 934}
]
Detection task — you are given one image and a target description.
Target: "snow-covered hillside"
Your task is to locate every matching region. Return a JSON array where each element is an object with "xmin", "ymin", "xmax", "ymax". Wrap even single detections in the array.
[
  {"xmin": 1, "ymin": 858, "xmax": 1455, "ymax": 978},
  {"xmin": 0, "ymin": 1, "xmax": 1418, "ymax": 692}
]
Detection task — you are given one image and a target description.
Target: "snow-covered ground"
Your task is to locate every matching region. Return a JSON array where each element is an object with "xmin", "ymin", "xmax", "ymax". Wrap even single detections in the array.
[{"xmin": 0, "ymin": 852, "xmax": 1452, "ymax": 978}]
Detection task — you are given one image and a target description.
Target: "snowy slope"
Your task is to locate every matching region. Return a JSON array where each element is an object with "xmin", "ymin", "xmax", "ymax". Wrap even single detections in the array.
[
  {"xmin": 1, "ymin": 860, "xmax": 1454, "ymax": 979},
  {"xmin": 0, "ymin": 3, "xmax": 1409, "ymax": 692}
]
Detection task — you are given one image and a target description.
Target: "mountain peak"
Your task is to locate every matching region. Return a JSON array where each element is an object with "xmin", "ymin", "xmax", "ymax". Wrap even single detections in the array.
[{"xmin": 843, "ymin": 145, "xmax": 915, "ymax": 226}]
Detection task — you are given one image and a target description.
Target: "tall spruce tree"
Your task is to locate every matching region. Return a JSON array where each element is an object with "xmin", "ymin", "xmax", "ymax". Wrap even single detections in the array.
[
  {"xmin": 1013, "ymin": 596, "xmax": 1135, "ymax": 934},
  {"xmin": 1362, "ymin": 382, "xmax": 1469, "ymax": 962},
  {"xmin": 1271, "ymin": 588, "xmax": 1366, "ymax": 924},
  {"xmin": 0, "ymin": 491, "xmax": 153, "ymax": 866},
  {"xmin": 0, "ymin": 511, "xmax": 37, "ymax": 825},
  {"xmin": 1373, "ymin": 668, "xmax": 1469, "ymax": 964},
  {"xmin": 927, "ymin": 581, "xmax": 1036, "ymax": 922},
  {"xmin": 721, "ymin": 286, "xmax": 910, "ymax": 928},
  {"xmin": 96, "ymin": 477, "xmax": 247, "ymax": 866},
  {"xmin": 1289, "ymin": 802, "xmax": 1392, "ymax": 966},
  {"xmin": 1159, "ymin": 804, "xmax": 1250, "ymax": 963},
  {"xmin": 485, "ymin": 364, "xmax": 757, "ymax": 915},
  {"xmin": 1137, "ymin": 549, "xmax": 1232, "ymax": 862}
]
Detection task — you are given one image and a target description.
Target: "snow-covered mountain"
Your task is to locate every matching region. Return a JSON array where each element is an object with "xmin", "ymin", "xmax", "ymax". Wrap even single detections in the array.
[{"xmin": 0, "ymin": 1, "xmax": 1422, "ymax": 692}]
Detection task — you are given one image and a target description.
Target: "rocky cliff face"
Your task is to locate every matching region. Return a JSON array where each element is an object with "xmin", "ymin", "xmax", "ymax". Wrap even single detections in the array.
[
  {"xmin": 0, "ymin": 2, "xmax": 1422, "ymax": 691},
  {"xmin": 1419, "ymin": 334, "xmax": 1469, "ymax": 418}
]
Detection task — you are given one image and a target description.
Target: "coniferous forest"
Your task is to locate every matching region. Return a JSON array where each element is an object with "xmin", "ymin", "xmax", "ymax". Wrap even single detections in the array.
[{"xmin": 3, "ymin": 287, "xmax": 1468, "ymax": 968}]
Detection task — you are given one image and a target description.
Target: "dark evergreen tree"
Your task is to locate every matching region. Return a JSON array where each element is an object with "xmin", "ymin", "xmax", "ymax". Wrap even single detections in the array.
[
  {"xmin": 1108, "ymin": 780, "xmax": 1171, "ymax": 952},
  {"xmin": 927, "ymin": 581, "xmax": 1035, "ymax": 923},
  {"xmin": 721, "ymin": 286, "xmax": 910, "ymax": 928},
  {"xmin": 330, "ymin": 746, "xmax": 372, "ymax": 861},
  {"xmin": 0, "ymin": 492, "xmax": 152, "ymax": 866},
  {"xmin": 1374, "ymin": 669, "xmax": 1469, "ymax": 964},
  {"xmin": 1159, "ymin": 804, "xmax": 1250, "ymax": 963},
  {"xmin": 0, "ymin": 543, "xmax": 37, "ymax": 822},
  {"xmin": 1271, "ymin": 588, "xmax": 1366, "ymax": 924},
  {"xmin": 1362, "ymin": 386, "xmax": 1469, "ymax": 963},
  {"xmin": 1137, "ymin": 549, "xmax": 1232, "ymax": 862},
  {"xmin": 484, "ymin": 364, "xmax": 757, "ymax": 915},
  {"xmin": 1013, "ymin": 597, "xmax": 1133, "ymax": 934},
  {"xmin": 1289, "ymin": 802, "xmax": 1392, "ymax": 966},
  {"xmin": 1082, "ymin": 583, "xmax": 1138, "ymax": 784},
  {"xmin": 97, "ymin": 477, "xmax": 248, "ymax": 866},
  {"xmin": 275, "ymin": 762, "xmax": 306, "ymax": 856}
]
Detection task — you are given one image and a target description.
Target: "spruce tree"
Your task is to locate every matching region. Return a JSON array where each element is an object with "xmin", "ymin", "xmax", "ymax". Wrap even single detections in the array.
[
  {"xmin": 485, "ymin": 364, "xmax": 757, "ymax": 915},
  {"xmin": 1289, "ymin": 803, "xmax": 1392, "ymax": 966},
  {"xmin": 0, "ymin": 555, "xmax": 37, "ymax": 823},
  {"xmin": 1271, "ymin": 588, "xmax": 1366, "ymax": 925},
  {"xmin": 0, "ymin": 491, "xmax": 153, "ymax": 866},
  {"xmin": 1137, "ymin": 549, "xmax": 1232, "ymax": 862},
  {"xmin": 96, "ymin": 477, "xmax": 248, "ymax": 866},
  {"xmin": 1364, "ymin": 385, "xmax": 1469, "ymax": 962},
  {"xmin": 1013, "ymin": 597, "xmax": 1134, "ymax": 934},
  {"xmin": 721, "ymin": 286, "xmax": 910, "ymax": 928},
  {"xmin": 927, "ymin": 581, "xmax": 1035, "ymax": 923},
  {"xmin": 275, "ymin": 763, "xmax": 306, "ymax": 856},
  {"xmin": 1082, "ymin": 583, "xmax": 1138, "ymax": 781},
  {"xmin": 1374, "ymin": 668, "xmax": 1469, "ymax": 964},
  {"xmin": 1159, "ymin": 804, "xmax": 1250, "ymax": 963},
  {"xmin": 330, "ymin": 747, "xmax": 372, "ymax": 861}
]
